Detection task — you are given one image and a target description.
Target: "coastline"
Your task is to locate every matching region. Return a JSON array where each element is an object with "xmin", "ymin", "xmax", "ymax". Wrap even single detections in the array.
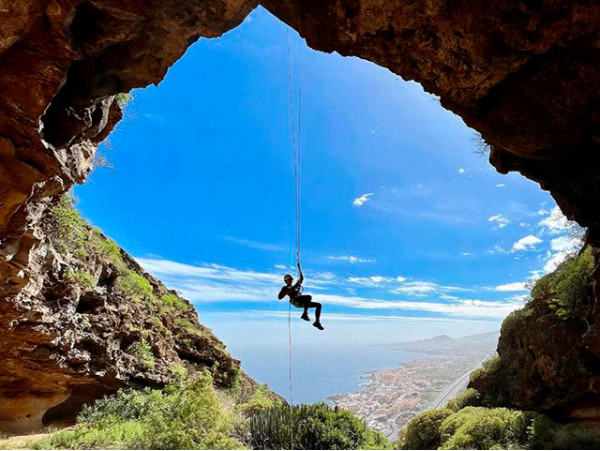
[{"xmin": 328, "ymin": 354, "xmax": 485, "ymax": 440}]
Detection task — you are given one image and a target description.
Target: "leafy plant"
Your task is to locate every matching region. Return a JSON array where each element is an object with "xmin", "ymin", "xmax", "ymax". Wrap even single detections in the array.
[
  {"xmin": 65, "ymin": 269, "xmax": 95, "ymax": 291},
  {"xmin": 397, "ymin": 408, "xmax": 452, "ymax": 449},
  {"xmin": 129, "ymin": 340, "xmax": 155, "ymax": 369},
  {"xmin": 249, "ymin": 403, "xmax": 390, "ymax": 450},
  {"xmin": 446, "ymin": 388, "xmax": 481, "ymax": 412},
  {"xmin": 31, "ymin": 373, "xmax": 242, "ymax": 450},
  {"xmin": 439, "ymin": 407, "xmax": 538, "ymax": 450},
  {"xmin": 530, "ymin": 246, "xmax": 594, "ymax": 319}
]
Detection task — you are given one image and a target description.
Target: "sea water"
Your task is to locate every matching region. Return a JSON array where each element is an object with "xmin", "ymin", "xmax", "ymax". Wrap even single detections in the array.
[{"xmin": 229, "ymin": 340, "xmax": 427, "ymax": 404}]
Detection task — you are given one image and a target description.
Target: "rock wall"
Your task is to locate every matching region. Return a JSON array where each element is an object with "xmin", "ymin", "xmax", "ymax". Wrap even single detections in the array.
[
  {"xmin": 1, "ymin": 198, "xmax": 241, "ymax": 434},
  {"xmin": 469, "ymin": 246, "xmax": 600, "ymax": 422}
]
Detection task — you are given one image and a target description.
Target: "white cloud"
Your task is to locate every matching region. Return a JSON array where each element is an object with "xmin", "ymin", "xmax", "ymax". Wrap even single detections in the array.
[
  {"xmin": 488, "ymin": 214, "xmax": 510, "ymax": 229},
  {"xmin": 488, "ymin": 245, "xmax": 509, "ymax": 254},
  {"xmin": 390, "ymin": 281, "xmax": 466, "ymax": 297},
  {"xmin": 539, "ymin": 206, "xmax": 571, "ymax": 234},
  {"xmin": 317, "ymin": 294, "xmax": 521, "ymax": 319},
  {"xmin": 353, "ymin": 193, "xmax": 373, "ymax": 207},
  {"xmin": 458, "ymin": 168, "xmax": 465, "ymax": 174},
  {"xmin": 135, "ymin": 257, "xmax": 515, "ymax": 319},
  {"xmin": 136, "ymin": 258, "xmax": 335, "ymax": 303},
  {"xmin": 496, "ymin": 184, "xmax": 505, "ymax": 188},
  {"xmin": 221, "ymin": 236, "xmax": 283, "ymax": 251},
  {"xmin": 396, "ymin": 276, "xmax": 406, "ymax": 282},
  {"xmin": 512, "ymin": 235, "xmax": 543, "ymax": 251},
  {"xmin": 347, "ymin": 276, "xmax": 393, "ymax": 286},
  {"xmin": 495, "ymin": 282, "xmax": 528, "ymax": 292},
  {"xmin": 327, "ymin": 255, "xmax": 375, "ymax": 264},
  {"xmin": 461, "ymin": 252, "xmax": 472, "ymax": 257},
  {"xmin": 542, "ymin": 235, "xmax": 583, "ymax": 273}
]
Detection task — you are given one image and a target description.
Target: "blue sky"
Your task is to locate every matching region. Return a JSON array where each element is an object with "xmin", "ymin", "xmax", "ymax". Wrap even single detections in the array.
[{"xmin": 75, "ymin": 7, "xmax": 581, "ymax": 346}]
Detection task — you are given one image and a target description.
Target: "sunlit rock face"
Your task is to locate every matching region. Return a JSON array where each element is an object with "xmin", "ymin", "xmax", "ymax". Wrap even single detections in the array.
[{"xmin": 2, "ymin": 0, "xmax": 600, "ymax": 435}]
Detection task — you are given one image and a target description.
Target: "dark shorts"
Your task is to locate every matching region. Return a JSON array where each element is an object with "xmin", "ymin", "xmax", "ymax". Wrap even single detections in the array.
[{"xmin": 290, "ymin": 294, "xmax": 312, "ymax": 309}]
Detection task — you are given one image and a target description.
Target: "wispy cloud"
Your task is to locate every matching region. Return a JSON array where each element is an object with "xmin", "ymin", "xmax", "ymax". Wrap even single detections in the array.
[
  {"xmin": 316, "ymin": 294, "xmax": 521, "ymax": 318},
  {"xmin": 391, "ymin": 281, "xmax": 467, "ymax": 297},
  {"xmin": 488, "ymin": 214, "xmax": 510, "ymax": 229},
  {"xmin": 495, "ymin": 282, "xmax": 528, "ymax": 292},
  {"xmin": 327, "ymin": 255, "xmax": 375, "ymax": 264},
  {"xmin": 346, "ymin": 275, "xmax": 405, "ymax": 286},
  {"xmin": 353, "ymin": 193, "xmax": 373, "ymax": 207},
  {"xmin": 538, "ymin": 206, "xmax": 572, "ymax": 234},
  {"xmin": 221, "ymin": 236, "xmax": 284, "ymax": 252},
  {"xmin": 135, "ymin": 257, "xmax": 513, "ymax": 319},
  {"xmin": 512, "ymin": 235, "xmax": 542, "ymax": 252},
  {"xmin": 496, "ymin": 184, "xmax": 505, "ymax": 188},
  {"xmin": 543, "ymin": 235, "xmax": 583, "ymax": 273}
]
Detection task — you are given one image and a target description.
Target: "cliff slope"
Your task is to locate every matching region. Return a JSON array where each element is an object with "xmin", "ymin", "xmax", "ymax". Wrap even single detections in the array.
[{"xmin": 1, "ymin": 196, "xmax": 243, "ymax": 434}]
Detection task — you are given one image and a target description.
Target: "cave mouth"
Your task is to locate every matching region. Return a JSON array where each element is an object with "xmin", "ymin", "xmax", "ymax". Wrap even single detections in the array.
[{"xmin": 71, "ymin": 5, "xmax": 578, "ymax": 383}]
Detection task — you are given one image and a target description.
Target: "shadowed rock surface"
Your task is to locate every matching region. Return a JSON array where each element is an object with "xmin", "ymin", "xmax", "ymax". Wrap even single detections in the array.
[{"xmin": 2, "ymin": 0, "xmax": 600, "ymax": 434}]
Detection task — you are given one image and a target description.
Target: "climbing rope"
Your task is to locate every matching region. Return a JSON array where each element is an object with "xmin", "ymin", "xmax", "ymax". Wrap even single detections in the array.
[{"xmin": 286, "ymin": 26, "xmax": 302, "ymax": 450}]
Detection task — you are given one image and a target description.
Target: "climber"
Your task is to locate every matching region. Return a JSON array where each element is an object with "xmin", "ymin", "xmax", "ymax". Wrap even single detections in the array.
[{"xmin": 278, "ymin": 262, "xmax": 324, "ymax": 330}]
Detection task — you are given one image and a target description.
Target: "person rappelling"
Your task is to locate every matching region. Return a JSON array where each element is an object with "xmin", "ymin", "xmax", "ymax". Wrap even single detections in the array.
[{"xmin": 278, "ymin": 262, "xmax": 324, "ymax": 330}]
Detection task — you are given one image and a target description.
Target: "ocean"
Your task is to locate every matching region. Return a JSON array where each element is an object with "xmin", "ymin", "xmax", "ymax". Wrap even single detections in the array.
[
  {"xmin": 200, "ymin": 311, "xmax": 500, "ymax": 404},
  {"xmin": 228, "ymin": 340, "xmax": 428, "ymax": 404}
]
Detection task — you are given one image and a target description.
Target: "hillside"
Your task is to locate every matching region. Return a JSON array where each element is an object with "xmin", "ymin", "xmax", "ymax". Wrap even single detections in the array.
[
  {"xmin": 0, "ymin": 196, "xmax": 259, "ymax": 433},
  {"xmin": 386, "ymin": 331, "xmax": 500, "ymax": 357}
]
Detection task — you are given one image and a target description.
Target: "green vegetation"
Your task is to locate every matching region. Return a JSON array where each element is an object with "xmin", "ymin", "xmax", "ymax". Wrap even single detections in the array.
[
  {"xmin": 445, "ymin": 388, "xmax": 481, "ymax": 412},
  {"xmin": 29, "ymin": 372, "xmax": 384, "ymax": 451},
  {"xmin": 469, "ymin": 356, "xmax": 501, "ymax": 384},
  {"xmin": 235, "ymin": 384, "xmax": 278, "ymax": 415},
  {"xmin": 161, "ymin": 293, "xmax": 192, "ymax": 313},
  {"xmin": 398, "ymin": 404, "xmax": 600, "ymax": 450},
  {"xmin": 397, "ymin": 408, "xmax": 452, "ymax": 449},
  {"xmin": 115, "ymin": 93, "xmax": 132, "ymax": 108},
  {"xmin": 119, "ymin": 269, "xmax": 153, "ymax": 301},
  {"xmin": 531, "ymin": 246, "xmax": 594, "ymax": 319},
  {"xmin": 528, "ymin": 414, "xmax": 600, "ymax": 449},
  {"xmin": 439, "ymin": 407, "xmax": 536, "ymax": 449},
  {"xmin": 501, "ymin": 306, "xmax": 535, "ymax": 335},
  {"xmin": 129, "ymin": 340, "xmax": 155, "ymax": 369},
  {"xmin": 249, "ymin": 403, "xmax": 390, "ymax": 450},
  {"xmin": 49, "ymin": 195, "xmax": 208, "ymax": 347},
  {"xmin": 32, "ymin": 373, "xmax": 242, "ymax": 450},
  {"xmin": 65, "ymin": 269, "xmax": 95, "ymax": 291}
]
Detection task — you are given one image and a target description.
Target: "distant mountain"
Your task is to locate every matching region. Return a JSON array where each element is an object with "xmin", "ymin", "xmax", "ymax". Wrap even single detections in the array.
[{"xmin": 384, "ymin": 330, "xmax": 499, "ymax": 357}]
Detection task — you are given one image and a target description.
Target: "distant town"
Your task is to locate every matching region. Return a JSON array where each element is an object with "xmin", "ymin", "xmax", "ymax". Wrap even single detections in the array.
[{"xmin": 329, "ymin": 331, "xmax": 499, "ymax": 439}]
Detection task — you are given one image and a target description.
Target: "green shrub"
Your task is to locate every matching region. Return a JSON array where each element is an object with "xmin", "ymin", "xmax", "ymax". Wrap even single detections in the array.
[
  {"xmin": 439, "ymin": 407, "xmax": 538, "ymax": 450},
  {"xmin": 528, "ymin": 415, "xmax": 600, "ymax": 449},
  {"xmin": 119, "ymin": 269, "xmax": 153, "ymax": 300},
  {"xmin": 236, "ymin": 385, "xmax": 279, "ymax": 415},
  {"xmin": 32, "ymin": 373, "xmax": 242, "ymax": 450},
  {"xmin": 161, "ymin": 293, "xmax": 191, "ymax": 312},
  {"xmin": 398, "ymin": 408, "xmax": 452, "ymax": 449},
  {"xmin": 530, "ymin": 247, "xmax": 593, "ymax": 320},
  {"xmin": 129, "ymin": 340, "xmax": 155, "ymax": 369},
  {"xmin": 94, "ymin": 234, "xmax": 121, "ymax": 261},
  {"xmin": 446, "ymin": 389, "xmax": 481, "ymax": 412},
  {"xmin": 115, "ymin": 93, "xmax": 132, "ymax": 108},
  {"xmin": 249, "ymin": 403, "xmax": 390, "ymax": 450},
  {"xmin": 65, "ymin": 269, "xmax": 95, "ymax": 291},
  {"xmin": 469, "ymin": 356, "xmax": 502, "ymax": 384},
  {"xmin": 501, "ymin": 307, "xmax": 535, "ymax": 335}
]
